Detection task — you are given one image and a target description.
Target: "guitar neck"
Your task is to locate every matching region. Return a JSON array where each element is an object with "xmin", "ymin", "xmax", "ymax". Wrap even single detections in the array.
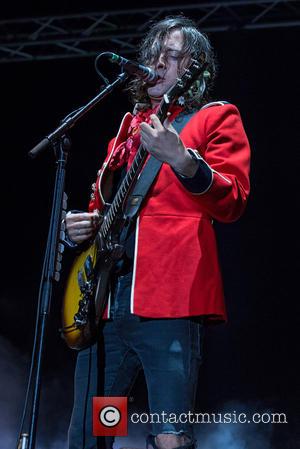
[
  {"xmin": 100, "ymin": 99, "xmax": 172, "ymax": 239},
  {"xmin": 100, "ymin": 144, "xmax": 148, "ymax": 238}
]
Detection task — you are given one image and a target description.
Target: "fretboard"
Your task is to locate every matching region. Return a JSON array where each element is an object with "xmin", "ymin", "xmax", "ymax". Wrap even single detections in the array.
[{"xmin": 99, "ymin": 97, "xmax": 170, "ymax": 239}]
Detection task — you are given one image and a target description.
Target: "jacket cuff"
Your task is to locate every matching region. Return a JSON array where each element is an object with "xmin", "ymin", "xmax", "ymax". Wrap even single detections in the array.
[
  {"xmin": 62, "ymin": 232, "xmax": 80, "ymax": 250},
  {"xmin": 173, "ymin": 149, "xmax": 213, "ymax": 194}
]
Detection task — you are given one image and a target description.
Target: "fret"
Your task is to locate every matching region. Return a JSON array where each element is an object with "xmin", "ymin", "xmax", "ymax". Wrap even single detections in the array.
[
  {"xmin": 109, "ymin": 207, "xmax": 116, "ymax": 221},
  {"xmin": 114, "ymin": 195, "xmax": 121, "ymax": 210},
  {"xmin": 100, "ymin": 227, "xmax": 106, "ymax": 239},
  {"xmin": 106, "ymin": 214, "xmax": 112, "ymax": 229},
  {"xmin": 135, "ymin": 151, "xmax": 142, "ymax": 162},
  {"xmin": 110, "ymin": 207, "xmax": 117, "ymax": 221},
  {"xmin": 131, "ymin": 158, "xmax": 140, "ymax": 173},
  {"xmin": 124, "ymin": 172, "xmax": 134, "ymax": 185},
  {"xmin": 127, "ymin": 166, "xmax": 134, "ymax": 177},
  {"xmin": 120, "ymin": 184, "xmax": 127, "ymax": 196},
  {"xmin": 110, "ymin": 202, "xmax": 117, "ymax": 217},
  {"xmin": 103, "ymin": 222, "xmax": 108, "ymax": 236}
]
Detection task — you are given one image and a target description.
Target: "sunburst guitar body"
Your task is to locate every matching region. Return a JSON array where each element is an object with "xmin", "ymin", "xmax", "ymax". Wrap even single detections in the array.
[{"xmin": 62, "ymin": 241, "xmax": 99, "ymax": 350}]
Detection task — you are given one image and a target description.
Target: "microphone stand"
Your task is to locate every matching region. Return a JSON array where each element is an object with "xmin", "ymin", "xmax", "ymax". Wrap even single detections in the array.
[
  {"xmin": 29, "ymin": 72, "xmax": 128, "ymax": 159},
  {"xmin": 17, "ymin": 71, "xmax": 128, "ymax": 449}
]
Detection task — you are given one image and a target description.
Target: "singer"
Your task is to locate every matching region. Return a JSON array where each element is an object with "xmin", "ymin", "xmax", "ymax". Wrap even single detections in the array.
[{"xmin": 65, "ymin": 15, "xmax": 250, "ymax": 449}]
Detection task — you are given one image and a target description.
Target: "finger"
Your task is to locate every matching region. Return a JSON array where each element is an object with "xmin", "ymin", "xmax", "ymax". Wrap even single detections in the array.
[
  {"xmin": 68, "ymin": 229, "xmax": 94, "ymax": 243},
  {"xmin": 140, "ymin": 135, "xmax": 152, "ymax": 150},
  {"xmin": 150, "ymin": 114, "xmax": 164, "ymax": 131},
  {"xmin": 68, "ymin": 219, "xmax": 94, "ymax": 228},
  {"xmin": 67, "ymin": 223, "xmax": 95, "ymax": 235},
  {"xmin": 140, "ymin": 122, "xmax": 155, "ymax": 136},
  {"xmin": 69, "ymin": 229, "xmax": 93, "ymax": 238},
  {"xmin": 140, "ymin": 129, "xmax": 152, "ymax": 142},
  {"xmin": 90, "ymin": 211, "xmax": 100, "ymax": 228},
  {"xmin": 66, "ymin": 212, "xmax": 95, "ymax": 223},
  {"xmin": 140, "ymin": 128, "xmax": 152, "ymax": 140},
  {"xmin": 74, "ymin": 229, "xmax": 94, "ymax": 238},
  {"xmin": 66, "ymin": 213, "xmax": 100, "ymax": 231}
]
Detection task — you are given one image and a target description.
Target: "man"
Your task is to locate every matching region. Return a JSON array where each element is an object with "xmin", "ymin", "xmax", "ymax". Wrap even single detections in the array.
[{"xmin": 65, "ymin": 16, "xmax": 250, "ymax": 449}]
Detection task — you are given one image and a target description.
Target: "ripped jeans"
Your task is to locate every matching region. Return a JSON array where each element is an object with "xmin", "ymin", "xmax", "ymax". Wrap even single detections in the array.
[{"xmin": 68, "ymin": 272, "xmax": 204, "ymax": 449}]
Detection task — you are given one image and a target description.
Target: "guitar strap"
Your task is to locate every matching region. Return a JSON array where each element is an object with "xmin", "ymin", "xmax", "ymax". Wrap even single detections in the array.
[
  {"xmin": 121, "ymin": 101, "xmax": 228, "ymax": 239},
  {"xmin": 124, "ymin": 110, "xmax": 197, "ymax": 220}
]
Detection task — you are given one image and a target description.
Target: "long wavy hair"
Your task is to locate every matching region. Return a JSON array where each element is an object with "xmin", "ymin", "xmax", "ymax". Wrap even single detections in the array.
[{"xmin": 128, "ymin": 16, "xmax": 217, "ymax": 113}]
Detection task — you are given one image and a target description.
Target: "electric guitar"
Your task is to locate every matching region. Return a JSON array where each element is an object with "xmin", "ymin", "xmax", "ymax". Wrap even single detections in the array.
[{"xmin": 61, "ymin": 59, "xmax": 204, "ymax": 349}]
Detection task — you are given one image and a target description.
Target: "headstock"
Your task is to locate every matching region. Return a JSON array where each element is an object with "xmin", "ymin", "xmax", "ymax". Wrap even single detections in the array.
[{"xmin": 163, "ymin": 59, "xmax": 205, "ymax": 106}]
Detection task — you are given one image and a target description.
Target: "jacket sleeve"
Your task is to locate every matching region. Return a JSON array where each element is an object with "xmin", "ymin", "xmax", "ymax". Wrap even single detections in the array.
[
  {"xmin": 172, "ymin": 153, "xmax": 213, "ymax": 194},
  {"xmin": 183, "ymin": 104, "xmax": 251, "ymax": 223}
]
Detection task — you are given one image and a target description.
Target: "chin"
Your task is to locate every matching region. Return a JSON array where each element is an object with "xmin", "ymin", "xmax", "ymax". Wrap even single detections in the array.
[{"xmin": 148, "ymin": 86, "xmax": 167, "ymax": 100}]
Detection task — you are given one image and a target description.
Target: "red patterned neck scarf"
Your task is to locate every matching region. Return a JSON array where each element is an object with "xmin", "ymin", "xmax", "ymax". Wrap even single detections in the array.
[{"xmin": 108, "ymin": 104, "xmax": 182, "ymax": 171}]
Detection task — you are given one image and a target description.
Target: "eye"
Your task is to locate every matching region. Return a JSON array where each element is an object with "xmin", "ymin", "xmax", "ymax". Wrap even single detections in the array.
[{"xmin": 166, "ymin": 51, "xmax": 182, "ymax": 62}]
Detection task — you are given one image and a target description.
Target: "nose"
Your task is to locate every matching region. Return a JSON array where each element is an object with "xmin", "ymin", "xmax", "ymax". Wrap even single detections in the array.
[{"xmin": 156, "ymin": 53, "xmax": 166, "ymax": 69}]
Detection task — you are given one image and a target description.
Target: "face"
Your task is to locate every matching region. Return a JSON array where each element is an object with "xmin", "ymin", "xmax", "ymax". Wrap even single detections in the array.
[{"xmin": 147, "ymin": 29, "xmax": 189, "ymax": 105}]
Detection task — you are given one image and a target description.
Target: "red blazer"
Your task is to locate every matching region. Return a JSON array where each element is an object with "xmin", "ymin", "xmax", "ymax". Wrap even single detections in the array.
[{"xmin": 88, "ymin": 103, "xmax": 251, "ymax": 322}]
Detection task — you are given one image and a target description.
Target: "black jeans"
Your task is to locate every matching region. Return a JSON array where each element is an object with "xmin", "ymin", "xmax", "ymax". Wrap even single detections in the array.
[{"xmin": 68, "ymin": 272, "xmax": 204, "ymax": 449}]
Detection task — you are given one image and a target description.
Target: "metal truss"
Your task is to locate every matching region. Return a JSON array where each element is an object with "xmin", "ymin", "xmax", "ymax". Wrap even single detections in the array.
[{"xmin": 1, "ymin": 0, "xmax": 299, "ymax": 63}]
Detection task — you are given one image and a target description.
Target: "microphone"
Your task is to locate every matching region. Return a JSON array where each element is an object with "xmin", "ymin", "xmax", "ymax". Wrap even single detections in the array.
[{"xmin": 106, "ymin": 52, "xmax": 158, "ymax": 84}]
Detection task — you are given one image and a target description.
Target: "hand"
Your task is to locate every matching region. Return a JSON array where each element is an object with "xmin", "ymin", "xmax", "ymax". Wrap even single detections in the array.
[
  {"xmin": 140, "ymin": 114, "xmax": 198, "ymax": 177},
  {"xmin": 65, "ymin": 211, "xmax": 100, "ymax": 244}
]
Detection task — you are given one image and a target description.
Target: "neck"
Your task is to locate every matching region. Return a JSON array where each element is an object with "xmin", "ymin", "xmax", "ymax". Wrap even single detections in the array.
[{"xmin": 149, "ymin": 95, "xmax": 163, "ymax": 108}]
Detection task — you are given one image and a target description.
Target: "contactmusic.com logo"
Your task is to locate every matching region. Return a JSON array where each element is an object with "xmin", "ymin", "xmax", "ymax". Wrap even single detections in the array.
[{"xmin": 93, "ymin": 397, "xmax": 128, "ymax": 436}]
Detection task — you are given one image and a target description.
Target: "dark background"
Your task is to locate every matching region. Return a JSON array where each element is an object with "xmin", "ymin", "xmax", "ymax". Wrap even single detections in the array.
[{"xmin": 0, "ymin": 2, "xmax": 299, "ymax": 448}]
